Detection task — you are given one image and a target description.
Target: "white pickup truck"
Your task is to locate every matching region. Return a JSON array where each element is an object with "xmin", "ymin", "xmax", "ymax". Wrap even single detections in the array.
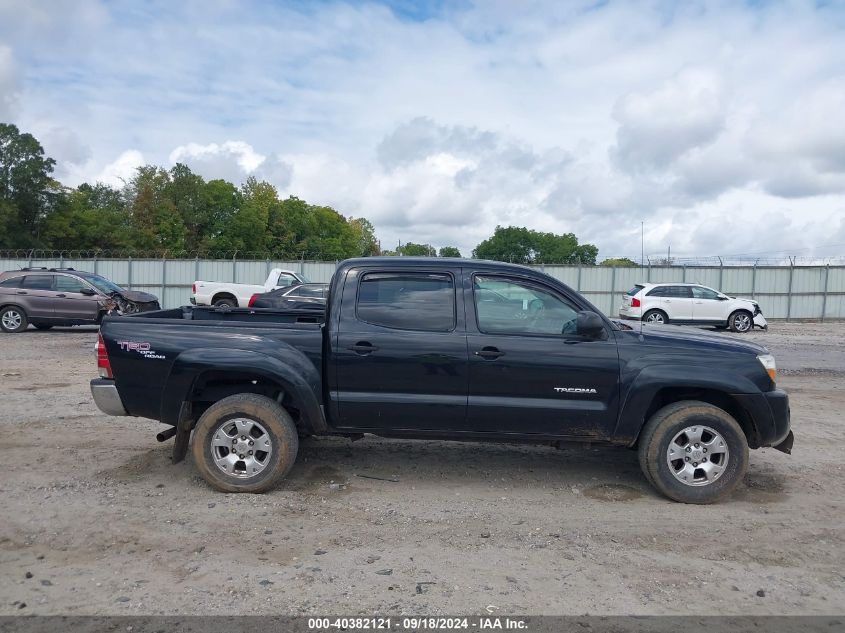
[{"xmin": 191, "ymin": 268, "xmax": 308, "ymax": 307}]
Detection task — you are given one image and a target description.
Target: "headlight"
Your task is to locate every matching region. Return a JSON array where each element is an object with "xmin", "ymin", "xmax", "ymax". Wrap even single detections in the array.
[{"xmin": 757, "ymin": 354, "xmax": 776, "ymax": 382}]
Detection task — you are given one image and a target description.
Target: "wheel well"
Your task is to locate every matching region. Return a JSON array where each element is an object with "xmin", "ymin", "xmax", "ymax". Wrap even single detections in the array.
[
  {"xmin": 211, "ymin": 292, "xmax": 238, "ymax": 306},
  {"xmin": 0, "ymin": 303, "xmax": 26, "ymax": 313},
  {"xmin": 643, "ymin": 308, "xmax": 667, "ymax": 318},
  {"xmin": 640, "ymin": 387, "xmax": 759, "ymax": 448},
  {"xmin": 187, "ymin": 371, "xmax": 307, "ymax": 432}
]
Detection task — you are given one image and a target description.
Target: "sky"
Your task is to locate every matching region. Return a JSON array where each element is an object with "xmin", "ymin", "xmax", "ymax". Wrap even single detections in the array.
[{"xmin": 1, "ymin": 0, "xmax": 845, "ymax": 260}]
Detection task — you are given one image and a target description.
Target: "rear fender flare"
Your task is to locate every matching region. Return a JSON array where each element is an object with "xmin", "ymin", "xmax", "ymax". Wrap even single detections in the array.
[{"xmin": 160, "ymin": 346, "xmax": 325, "ymax": 434}]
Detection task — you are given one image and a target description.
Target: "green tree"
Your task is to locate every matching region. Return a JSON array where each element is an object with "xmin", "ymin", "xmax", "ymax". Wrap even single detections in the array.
[
  {"xmin": 126, "ymin": 166, "xmax": 187, "ymax": 251},
  {"xmin": 166, "ymin": 163, "xmax": 209, "ymax": 248},
  {"xmin": 42, "ymin": 183, "xmax": 129, "ymax": 251},
  {"xmin": 0, "ymin": 123, "xmax": 57, "ymax": 247},
  {"xmin": 472, "ymin": 226, "xmax": 597, "ymax": 264},
  {"xmin": 349, "ymin": 217, "xmax": 380, "ymax": 256},
  {"xmin": 200, "ymin": 179, "xmax": 241, "ymax": 251},
  {"xmin": 600, "ymin": 257, "xmax": 638, "ymax": 267},
  {"xmin": 438, "ymin": 246, "xmax": 462, "ymax": 258},
  {"xmin": 398, "ymin": 242, "xmax": 436, "ymax": 256}
]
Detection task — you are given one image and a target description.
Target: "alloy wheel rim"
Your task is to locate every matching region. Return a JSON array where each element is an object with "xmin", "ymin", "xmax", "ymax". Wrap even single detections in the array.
[
  {"xmin": 211, "ymin": 417, "xmax": 273, "ymax": 479},
  {"xmin": 646, "ymin": 312, "xmax": 664, "ymax": 324},
  {"xmin": 667, "ymin": 425, "xmax": 729, "ymax": 486},
  {"xmin": 735, "ymin": 314, "xmax": 751, "ymax": 331},
  {"xmin": 2, "ymin": 311, "xmax": 22, "ymax": 329}
]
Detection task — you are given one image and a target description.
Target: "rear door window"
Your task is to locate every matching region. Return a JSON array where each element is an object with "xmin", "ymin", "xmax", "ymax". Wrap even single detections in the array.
[
  {"xmin": 357, "ymin": 272, "xmax": 455, "ymax": 332},
  {"xmin": 669, "ymin": 286, "xmax": 693, "ymax": 298},
  {"xmin": 21, "ymin": 275, "xmax": 54, "ymax": 290}
]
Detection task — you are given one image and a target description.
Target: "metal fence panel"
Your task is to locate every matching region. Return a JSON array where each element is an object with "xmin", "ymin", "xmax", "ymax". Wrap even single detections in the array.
[{"xmin": 0, "ymin": 257, "xmax": 843, "ymax": 319}]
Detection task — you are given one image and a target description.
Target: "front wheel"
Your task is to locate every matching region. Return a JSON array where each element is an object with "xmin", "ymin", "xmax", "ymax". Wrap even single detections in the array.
[
  {"xmin": 729, "ymin": 310, "xmax": 753, "ymax": 333},
  {"xmin": 638, "ymin": 401, "xmax": 748, "ymax": 504},
  {"xmin": 0, "ymin": 307, "xmax": 28, "ymax": 333},
  {"xmin": 191, "ymin": 393, "xmax": 299, "ymax": 493}
]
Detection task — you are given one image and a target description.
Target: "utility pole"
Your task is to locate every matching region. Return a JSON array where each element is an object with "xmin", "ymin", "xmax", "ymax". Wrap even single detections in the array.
[{"xmin": 641, "ymin": 221, "xmax": 644, "ymax": 267}]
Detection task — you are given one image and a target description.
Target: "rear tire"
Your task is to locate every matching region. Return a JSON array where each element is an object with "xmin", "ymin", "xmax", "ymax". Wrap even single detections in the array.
[
  {"xmin": 642, "ymin": 309, "xmax": 668, "ymax": 325},
  {"xmin": 0, "ymin": 307, "xmax": 28, "ymax": 333},
  {"xmin": 212, "ymin": 296, "xmax": 237, "ymax": 308},
  {"xmin": 638, "ymin": 401, "xmax": 748, "ymax": 504},
  {"xmin": 729, "ymin": 310, "xmax": 753, "ymax": 333},
  {"xmin": 191, "ymin": 393, "xmax": 298, "ymax": 493}
]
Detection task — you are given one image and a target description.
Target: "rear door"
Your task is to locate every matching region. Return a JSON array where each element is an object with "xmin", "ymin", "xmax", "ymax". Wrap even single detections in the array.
[
  {"xmin": 332, "ymin": 267, "xmax": 469, "ymax": 431},
  {"xmin": 647, "ymin": 285, "xmax": 694, "ymax": 321},
  {"xmin": 17, "ymin": 274, "xmax": 57, "ymax": 319},
  {"xmin": 465, "ymin": 274, "xmax": 620, "ymax": 437},
  {"xmin": 53, "ymin": 274, "xmax": 100, "ymax": 322}
]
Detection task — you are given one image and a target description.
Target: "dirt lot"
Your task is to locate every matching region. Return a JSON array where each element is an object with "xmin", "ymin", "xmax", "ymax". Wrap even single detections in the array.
[{"xmin": 0, "ymin": 322, "xmax": 843, "ymax": 616}]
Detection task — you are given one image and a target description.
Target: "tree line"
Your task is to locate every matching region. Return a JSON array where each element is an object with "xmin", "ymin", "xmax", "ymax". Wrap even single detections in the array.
[{"xmin": 1, "ymin": 123, "xmax": 599, "ymax": 264}]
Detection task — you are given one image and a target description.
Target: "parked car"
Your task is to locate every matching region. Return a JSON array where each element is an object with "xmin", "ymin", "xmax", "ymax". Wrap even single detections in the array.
[
  {"xmin": 0, "ymin": 267, "xmax": 160, "ymax": 333},
  {"xmin": 191, "ymin": 268, "xmax": 308, "ymax": 308},
  {"xmin": 90, "ymin": 257, "xmax": 792, "ymax": 504},
  {"xmin": 619, "ymin": 282, "xmax": 767, "ymax": 332},
  {"xmin": 247, "ymin": 283, "xmax": 329, "ymax": 310}
]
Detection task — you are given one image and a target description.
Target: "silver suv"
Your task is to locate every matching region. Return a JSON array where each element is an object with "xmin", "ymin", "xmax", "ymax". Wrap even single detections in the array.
[{"xmin": 0, "ymin": 268, "xmax": 160, "ymax": 333}]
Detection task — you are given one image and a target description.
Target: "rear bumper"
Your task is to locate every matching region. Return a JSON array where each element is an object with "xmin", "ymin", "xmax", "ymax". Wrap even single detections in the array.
[
  {"xmin": 733, "ymin": 389, "xmax": 791, "ymax": 449},
  {"xmin": 619, "ymin": 314, "xmax": 641, "ymax": 321},
  {"xmin": 90, "ymin": 378, "xmax": 128, "ymax": 416}
]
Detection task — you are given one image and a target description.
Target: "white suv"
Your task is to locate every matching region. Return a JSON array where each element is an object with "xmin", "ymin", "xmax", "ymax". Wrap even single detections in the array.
[{"xmin": 619, "ymin": 283, "xmax": 767, "ymax": 332}]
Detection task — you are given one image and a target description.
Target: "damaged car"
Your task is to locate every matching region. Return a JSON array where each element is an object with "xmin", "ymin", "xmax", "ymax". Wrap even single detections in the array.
[{"xmin": 0, "ymin": 267, "xmax": 160, "ymax": 333}]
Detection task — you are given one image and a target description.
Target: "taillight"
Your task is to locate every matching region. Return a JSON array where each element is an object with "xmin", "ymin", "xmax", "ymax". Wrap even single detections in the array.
[
  {"xmin": 248, "ymin": 294, "xmax": 257, "ymax": 307},
  {"xmin": 191, "ymin": 283, "xmax": 196, "ymax": 294},
  {"xmin": 96, "ymin": 333, "xmax": 113, "ymax": 379},
  {"xmin": 631, "ymin": 297, "xmax": 641, "ymax": 308}
]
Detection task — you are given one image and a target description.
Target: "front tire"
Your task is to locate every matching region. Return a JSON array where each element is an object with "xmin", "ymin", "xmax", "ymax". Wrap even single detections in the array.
[
  {"xmin": 191, "ymin": 393, "xmax": 299, "ymax": 493},
  {"xmin": 0, "ymin": 307, "xmax": 28, "ymax": 333},
  {"xmin": 638, "ymin": 401, "xmax": 748, "ymax": 504},
  {"xmin": 642, "ymin": 309, "xmax": 668, "ymax": 325},
  {"xmin": 729, "ymin": 310, "xmax": 753, "ymax": 333}
]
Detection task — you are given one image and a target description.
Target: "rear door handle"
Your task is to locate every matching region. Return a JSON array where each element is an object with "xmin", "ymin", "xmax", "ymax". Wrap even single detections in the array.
[
  {"xmin": 56, "ymin": 294, "xmax": 66, "ymax": 298},
  {"xmin": 16, "ymin": 291, "xmax": 27, "ymax": 295},
  {"xmin": 347, "ymin": 341, "xmax": 378, "ymax": 355},
  {"xmin": 474, "ymin": 347, "xmax": 504, "ymax": 360}
]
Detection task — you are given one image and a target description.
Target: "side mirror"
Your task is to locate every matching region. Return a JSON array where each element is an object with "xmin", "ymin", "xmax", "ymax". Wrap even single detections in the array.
[
  {"xmin": 717, "ymin": 294, "xmax": 728, "ymax": 301},
  {"xmin": 80, "ymin": 288, "xmax": 97, "ymax": 296},
  {"xmin": 575, "ymin": 310, "xmax": 606, "ymax": 339}
]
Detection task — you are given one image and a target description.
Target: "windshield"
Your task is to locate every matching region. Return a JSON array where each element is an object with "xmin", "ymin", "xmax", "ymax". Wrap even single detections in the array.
[{"xmin": 80, "ymin": 274, "xmax": 124, "ymax": 294}]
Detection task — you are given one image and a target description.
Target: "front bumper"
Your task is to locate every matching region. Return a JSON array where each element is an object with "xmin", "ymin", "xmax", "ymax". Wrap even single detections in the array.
[
  {"xmin": 753, "ymin": 313, "xmax": 768, "ymax": 329},
  {"xmin": 733, "ymin": 388, "xmax": 791, "ymax": 449},
  {"xmin": 90, "ymin": 378, "xmax": 128, "ymax": 416}
]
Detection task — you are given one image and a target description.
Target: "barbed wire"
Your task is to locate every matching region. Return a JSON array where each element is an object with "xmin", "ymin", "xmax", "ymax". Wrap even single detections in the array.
[{"xmin": 0, "ymin": 249, "xmax": 844, "ymax": 266}]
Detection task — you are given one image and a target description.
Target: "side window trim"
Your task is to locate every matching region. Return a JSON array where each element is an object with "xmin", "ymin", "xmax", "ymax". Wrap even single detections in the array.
[
  {"xmin": 354, "ymin": 270, "xmax": 457, "ymax": 333},
  {"xmin": 470, "ymin": 273, "xmax": 583, "ymax": 339}
]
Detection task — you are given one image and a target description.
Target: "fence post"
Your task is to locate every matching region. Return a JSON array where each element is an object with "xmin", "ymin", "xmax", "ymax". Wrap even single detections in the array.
[
  {"xmin": 682, "ymin": 264, "xmax": 686, "ymax": 283},
  {"xmin": 821, "ymin": 264, "xmax": 830, "ymax": 322},
  {"xmin": 610, "ymin": 265, "xmax": 616, "ymax": 316},
  {"xmin": 28, "ymin": 249, "xmax": 33, "ymax": 268},
  {"xmin": 59, "ymin": 251, "xmax": 64, "ymax": 269},
  {"xmin": 127, "ymin": 256, "xmax": 133, "ymax": 290},
  {"xmin": 195, "ymin": 256, "xmax": 200, "ymax": 287},
  {"xmin": 232, "ymin": 252, "xmax": 237, "ymax": 283},
  {"xmin": 646, "ymin": 258, "xmax": 651, "ymax": 283},
  {"xmin": 718, "ymin": 257, "xmax": 723, "ymax": 291},
  {"xmin": 93, "ymin": 253, "xmax": 98, "ymax": 275},
  {"xmin": 161, "ymin": 255, "xmax": 167, "ymax": 307},
  {"xmin": 751, "ymin": 261, "xmax": 757, "ymax": 300},
  {"xmin": 265, "ymin": 257, "xmax": 271, "ymax": 280},
  {"xmin": 576, "ymin": 259, "xmax": 582, "ymax": 291},
  {"xmin": 786, "ymin": 257, "xmax": 795, "ymax": 322}
]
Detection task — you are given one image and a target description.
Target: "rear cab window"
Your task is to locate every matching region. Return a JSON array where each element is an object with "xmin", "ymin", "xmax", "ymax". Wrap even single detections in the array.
[{"xmin": 356, "ymin": 272, "xmax": 455, "ymax": 332}]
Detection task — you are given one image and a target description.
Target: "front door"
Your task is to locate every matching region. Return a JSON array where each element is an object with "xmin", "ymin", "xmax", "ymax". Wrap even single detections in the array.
[
  {"xmin": 53, "ymin": 274, "xmax": 100, "ymax": 322},
  {"xmin": 691, "ymin": 286, "xmax": 727, "ymax": 323},
  {"xmin": 332, "ymin": 268, "xmax": 468, "ymax": 431},
  {"xmin": 466, "ymin": 274, "xmax": 620, "ymax": 437}
]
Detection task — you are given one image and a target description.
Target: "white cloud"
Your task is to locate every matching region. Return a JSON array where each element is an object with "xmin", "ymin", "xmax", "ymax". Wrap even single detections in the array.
[
  {"xmin": 3, "ymin": 0, "xmax": 845, "ymax": 258},
  {"xmin": 96, "ymin": 150, "xmax": 145, "ymax": 187}
]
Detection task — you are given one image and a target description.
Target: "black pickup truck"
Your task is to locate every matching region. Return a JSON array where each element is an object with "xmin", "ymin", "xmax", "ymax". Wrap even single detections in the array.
[{"xmin": 91, "ymin": 257, "xmax": 792, "ymax": 503}]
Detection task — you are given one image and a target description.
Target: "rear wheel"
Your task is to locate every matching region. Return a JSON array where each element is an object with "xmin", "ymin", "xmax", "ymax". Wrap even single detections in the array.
[
  {"xmin": 191, "ymin": 393, "xmax": 298, "ymax": 493},
  {"xmin": 729, "ymin": 310, "xmax": 752, "ymax": 333},
  {"xmin": 638, "ymin": 401, "xmax": 748, "ymax": 504},
  {"xmin": 0, "ymin": 307, "xmax": 28, "ymax": 333},
  {"xmin": 643, "ymin": 309, "xmax": 667, "ymax": 325},
  {"xmin": 212, "ymin": 296, "xmax": 237, "ymax": 308}
]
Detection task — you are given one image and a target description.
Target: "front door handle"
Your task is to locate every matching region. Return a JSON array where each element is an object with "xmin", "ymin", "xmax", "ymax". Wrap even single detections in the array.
[
  {"xmin": 56, "ymin": 294, "xmax": 66, "ymax": 298},
  {"xmin": 348, "ymin": 341, "xmax": 378, "ymax": 355},
  {"xmin": 474, "ymin": 347, "xmax": 504, "ymax": 360},
  {"xmin": 16, "ymin": 291, "xmax": 27, "ymax": 295}
]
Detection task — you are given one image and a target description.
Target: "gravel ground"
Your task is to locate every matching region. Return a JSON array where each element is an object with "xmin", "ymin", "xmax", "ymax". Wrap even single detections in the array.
[{"xmin": 0, "ymin": 322, "xmax": 843, "ymax": 616}]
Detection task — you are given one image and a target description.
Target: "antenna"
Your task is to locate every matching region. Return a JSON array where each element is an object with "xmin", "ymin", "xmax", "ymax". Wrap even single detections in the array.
[{"xmin": 639, "ymin": 221, "xmax": 645, "ymax": 339}]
